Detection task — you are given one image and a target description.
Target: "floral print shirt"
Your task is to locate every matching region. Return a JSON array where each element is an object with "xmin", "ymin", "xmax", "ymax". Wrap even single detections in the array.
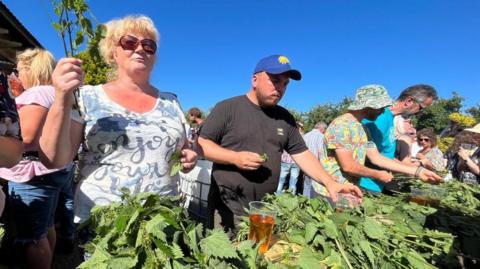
[
  {"xmin": 313, "ymin": 114, "xmax": 376, "ymax": 195},
  {"xmin": 423, "ymin": 147, "xmax": 446, "ymax": 172}
]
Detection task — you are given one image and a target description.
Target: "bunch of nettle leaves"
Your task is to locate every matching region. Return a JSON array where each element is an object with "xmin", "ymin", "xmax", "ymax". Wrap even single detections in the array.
[{"xmin": 79, "ymin": 182, "xmax": 480, "ymax": 269}]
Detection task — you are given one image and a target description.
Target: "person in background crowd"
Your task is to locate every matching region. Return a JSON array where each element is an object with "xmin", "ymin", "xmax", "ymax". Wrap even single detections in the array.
[
  {"xmin": 6, "ymin": 69, "xmax": 25, "ymax": 98},
  {"xmin": 360, "ymin": 84, "xmax": 438, "ymax": 193},
  {"xmin": 313, "ymin": 85, "xmax": 441, "ymax": 197},
  {"xmin": 276, "ymin": 150, "xmax": 300, "ymax": 194},
  {"xmin": 393, "ymin": 116, "xmax": 418, "ymax": 164},
  {"xmin": 0, "ymin": 67, "xmax": 23, "ymax": 217},
  {"xmin": 187, "ymin": 107, "xmax": 205, "ymax": 156},
  {"xmin": 415, "ymin": 128, "xmax": 446, "ymax": 172},
  {"xmin": 276, "ymin": 122, "xmax": 304, "ymax": 194},
  {"xmin": 448, "ymin": 123, "xmax": 480, "ymax": 184},
  {"xmin": 198, "ymin": 54, "xmax": 362, "ymax": 235},
  {"xmin": 39, "ymin": 15, "xmax": 197, "ymax": 224},
  {"xmin": 303, "ymin": 121, "xmax": 327, "ymax": 198},
  {"xmin": 297, "ymin": 121, "xmax": 305, "ymax": 135},
  {"xmin": 187, "ymin": 107, "xmax": 204, "ymax": 139},
  {"xmin": 458, "ymin": 146, "xmax": 480, "ymax": 183},
  {"xmin": 0, "ymin": 48, "xmax": 80, "ymax": 269},
  {"xmin": 410, "ymin": 129, "xmax": 422, "ymax": 158}
]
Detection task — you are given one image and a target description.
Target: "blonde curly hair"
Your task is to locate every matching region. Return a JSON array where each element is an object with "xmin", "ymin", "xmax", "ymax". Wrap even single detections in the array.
[
  {"xmin": 99, "ymin": 15, "xmax": 159, "ymax": 80},
  {"xmin": 16, "ymin": 48, "xmax": 56, "ymax": 88}
]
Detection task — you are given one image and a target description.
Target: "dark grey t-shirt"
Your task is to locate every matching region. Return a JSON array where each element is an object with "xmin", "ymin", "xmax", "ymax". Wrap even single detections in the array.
[{"xmin": 200, "ymin": 95, "xmax": 307, "ymax": 206}]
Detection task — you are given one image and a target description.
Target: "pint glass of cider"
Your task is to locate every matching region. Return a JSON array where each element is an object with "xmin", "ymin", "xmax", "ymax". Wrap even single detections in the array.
[{"xmin": 248, "ymin": 201, "xmax": 277, "ymax": 254}]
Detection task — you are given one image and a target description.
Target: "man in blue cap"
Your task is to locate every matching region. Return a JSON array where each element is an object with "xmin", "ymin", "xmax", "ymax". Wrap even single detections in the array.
[{"xmin": 198, "ymin": 55, "xmax": 362, "ymax": 234}]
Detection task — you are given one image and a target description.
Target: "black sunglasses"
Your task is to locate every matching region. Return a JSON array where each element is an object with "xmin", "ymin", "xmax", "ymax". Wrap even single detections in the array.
[
  {"xmin": 119, "ymin": 35, "xmax": 157, "ymax": 54},
  {"xmin": 418, "ymin": 137, "xmax": 430, "ymax": 142}
]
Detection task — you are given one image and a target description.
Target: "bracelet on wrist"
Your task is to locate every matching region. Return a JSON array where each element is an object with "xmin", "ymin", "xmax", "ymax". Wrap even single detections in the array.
[{"xmin": 415, "ymin": 166, "xmax": 424, "ymax": 177}]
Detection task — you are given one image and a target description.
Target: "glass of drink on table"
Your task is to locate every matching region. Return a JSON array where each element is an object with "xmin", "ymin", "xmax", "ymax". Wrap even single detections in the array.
[
  {"xmin": 248, "ymin": 201, "xmax": 277, "ymax": 254},
  {"xmin": 410, "ymin": 187, "xmax": 429, "ymax": 206},
  {"xmin": 335, "ymin": 193, "xmax": 360, "ymax": 212}
]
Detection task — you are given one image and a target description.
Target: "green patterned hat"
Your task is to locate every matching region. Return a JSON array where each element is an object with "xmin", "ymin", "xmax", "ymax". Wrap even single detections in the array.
[{"xmin": 347, "ymin": 84, "xmax": 393, "ymax": 110}]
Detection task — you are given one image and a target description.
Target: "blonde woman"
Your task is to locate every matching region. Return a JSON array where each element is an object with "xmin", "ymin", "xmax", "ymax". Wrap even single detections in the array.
[
  {"xmin": 0, "ymin": 49, "xmax": 82, "ymax": 269},
  {"xmin": 40, "ymin": 15, "xmax": 197, "ymax": 224}
]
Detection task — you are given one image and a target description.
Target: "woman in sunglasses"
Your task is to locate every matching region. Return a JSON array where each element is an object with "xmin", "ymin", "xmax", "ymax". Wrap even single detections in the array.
[
  {"xmin": 415, "ymin": 128, "xmax": 446, "ymax": 172},
  {"xmin": 39, "ymin": 15, "xmax": 197, "ymax": 224}
]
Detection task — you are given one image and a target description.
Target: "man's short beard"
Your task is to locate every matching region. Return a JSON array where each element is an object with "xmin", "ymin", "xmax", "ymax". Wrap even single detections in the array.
[{"xmin": 256, "ymin": 91, "xmax": 278, "ymax": 108}]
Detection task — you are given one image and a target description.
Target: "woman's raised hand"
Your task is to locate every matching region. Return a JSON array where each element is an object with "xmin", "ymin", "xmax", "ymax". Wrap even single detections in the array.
[{"xmin": 52, "ymin": 58, "xmax": 84, "ymax": 97}]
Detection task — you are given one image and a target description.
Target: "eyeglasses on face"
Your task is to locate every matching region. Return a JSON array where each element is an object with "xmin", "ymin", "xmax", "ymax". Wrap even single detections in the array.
[
  {"xmin": 119, "ymin": 35, "xmax": 157, "ymax": 54},
  {"xmin": 411, "ymin": 97, "xmax": 427, "ymax": 112},
  {"xmin": 418, "ymin": 137, "xmax": 430, "ymax": 142}
]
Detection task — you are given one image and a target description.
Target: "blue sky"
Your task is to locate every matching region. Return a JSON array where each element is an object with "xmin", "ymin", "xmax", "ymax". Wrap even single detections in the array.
[{"xmin": 4, "ymin": 0, "xmax": 479, "ymax": 113}]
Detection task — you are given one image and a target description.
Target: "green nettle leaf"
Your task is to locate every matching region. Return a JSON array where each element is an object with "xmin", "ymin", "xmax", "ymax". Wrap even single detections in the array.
[
  {"xmin": 170, "ymin": 162, "xmax": 183, "ymax": 177},
  {"xmin": 406, "ymin": 251, "xmax": 433, "ymax": 269},
  {"xmin": 323, "ymin": 219, "xmax": 338, "ymax": 239},
  {"xmin": 380, "ymin": 205, "xmax": 395, "ymax": 214},
  {"xmin": 304, "ymin": 222, "xmax": 318, "ymax": 243},
  {"xmin": 278, "ymin": 195, "xmax": 299, "ymax": 212},
  {"xmin": 171, "ymin": 243, "xmax": 184, "ymax": 259},
  {"xmin": 312, "ymin": 234, "xmax": 329, "ymax": 254},
  {"xmin": 78, "ymin": 246, "xmax": 110, "ymax": 268},
  {"xmin": 321, "ymin": 252, "xmax": 343, "ymax": 268},
  {"xmin": 145, "ymin": 214, "xmax": 167, "ymax": 241},
  {"xmin": 236, "ymin": 239, "xmax": 255, "ymax": 256},
  {"xmin": 52, "ymin": 22, "xmax": 63, "ymax": 32},
  {"xmin": 114, "ymin": 214, "xmax": 130, "ymax": 232},
  {"xmin": 54, "ymin": 6, "xmax": 62, "ymax": 16},
  {"xmin": 363, "ymin": 216, "xmax": 385, "ymax": 240},
  {"xmin": 106, "ymin": 256, "xmax": 138, "ymax": 269},
  {"xmin": 359, "ymin": 241, "xmax": 375, "ymax": 266},
  {"xmin": 170, "ymin": 149, "xmax": 183, "ymax": 176},
  {"xmin": 135, "ymin": 223, "xmax": 146, "ymax": 248},
  {"xmin": 200, "ymin": 229, "xmax": 239, "ymax": 259},
  {"xmin": 298, "ymin": 248, "xmax": 322, "ymax": 269},
  {"xmin": 74, "ymin": 31, "xmax": 84, "ymax": 48},
  {"xmin": 361, "ymin": 198, "xmax": 376, "ymax": 215}
]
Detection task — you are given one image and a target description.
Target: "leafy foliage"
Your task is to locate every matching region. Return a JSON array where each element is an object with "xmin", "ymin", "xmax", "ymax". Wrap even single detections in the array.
[
  {"xmin": 79, "ymin": 189, "xmax": 259, "ymax": 269},
  {"xmin": 169, "ymin": 149, "xmax": 183, "ymax": 176},
  {"xmin": 414, "ymin": 92, "xmax": 463, "ymax": 133},
  {"xmin": 245, "ymin": 193, "xmax": 455, "ymax": 269},
  {"xmin": 79, "ymin": 181, "xmax": 480, "ymax": 268},
  {"xmin": 448, "ymin": 112, "xmax": 476, "ymax": 127},
  {"xmin": 76, "ymin": 25, "xmax": 111, "ymax": 85},
  {"xmin": 438, "ymin": 136, "xmax": 454, "ymax": 153},
  {"xmin": 51, "ymin": 0, "xmax": 96, "ymax": 57},
  {"xmin": 285, "ymin": 108, "xmax": 304, "ymax": 127},
  {"xmin": 466, "ymin": 105, "xmax": 480, "ymax": 123},
  {"xmin": 303, "ymin": 97, "xmax": 352, "ymax": 132}
]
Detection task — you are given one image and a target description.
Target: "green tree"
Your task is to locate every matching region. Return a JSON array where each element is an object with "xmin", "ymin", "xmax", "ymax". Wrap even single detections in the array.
[
  {"xmin": 50, "ymin": 0, "xmax": 109, "ymax": 102},
  {"xmin": 51, "ymin": 0, "xmax": 95, "ymax": 57},
  {"xmin": 466, "ymin": 104, "xmax": 480, "ymax": 123},
  {"xmin": 414, "ymin": 92, "xmax": 464, "ymax": 133},
  {"xmin": 286, "ymin": 107, "xmax": 305, "ymax": 126},
  {"xmin": 76, "ymin": 25, "xmax": 110, "ymax": 85},
  {"xmin": 303, "ymin": 97, "xmax": 352, "ymax": 132}
]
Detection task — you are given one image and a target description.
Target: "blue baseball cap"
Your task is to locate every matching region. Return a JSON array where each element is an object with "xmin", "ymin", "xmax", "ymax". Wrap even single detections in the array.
[{"xmin": 253, "ymin": 55, "xmax": 302, "ymax": 81}]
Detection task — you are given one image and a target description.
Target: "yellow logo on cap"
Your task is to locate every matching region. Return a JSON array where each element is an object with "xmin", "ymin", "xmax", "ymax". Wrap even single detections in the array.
[{"xmin": 278, "ymin": 56, "xmax": 290, "ymax": 64}]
